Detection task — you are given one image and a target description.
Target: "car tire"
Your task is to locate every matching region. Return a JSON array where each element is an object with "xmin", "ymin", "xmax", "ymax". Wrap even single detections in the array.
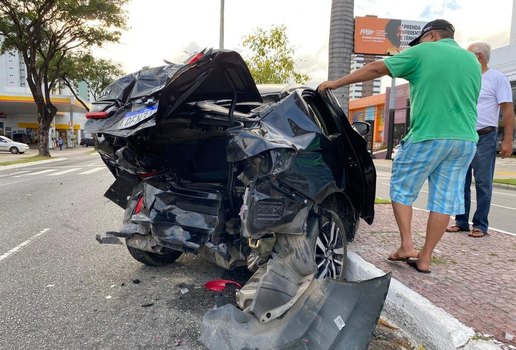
[
  {"xmin": 126, "ymin": 245, "xmax": 182, "ymax": 266},
  {"xmin": 313, "ymin": 208, "xmax": 347, "ymax": 280},
  {"xmin": 9, "ymin": 147, "xmax": 19, "ymax": 154}
]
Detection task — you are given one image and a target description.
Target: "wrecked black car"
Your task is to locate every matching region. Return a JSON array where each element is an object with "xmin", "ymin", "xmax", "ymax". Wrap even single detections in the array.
[{"xmin": 86, "ymin": 49, "xmax": 389, "ymax": 349}]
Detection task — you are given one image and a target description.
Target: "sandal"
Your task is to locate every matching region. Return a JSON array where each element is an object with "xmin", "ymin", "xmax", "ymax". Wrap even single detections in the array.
[
  {"xmin": 446, "ymin": 225, "xmax": 469, "ymax": 233},
  {"xmin": 468, "ymin": 228, "xmax": 488, "ymax": 238},
  {"xmin": 387, "ymin": 249, "xmax": 419, "ymax": 262}
]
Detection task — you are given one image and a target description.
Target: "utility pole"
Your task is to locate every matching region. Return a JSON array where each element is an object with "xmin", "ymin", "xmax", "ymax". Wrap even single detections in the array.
[{"xmin": 219, "ymin": 0, "xmax": 225, "ymax": 49}]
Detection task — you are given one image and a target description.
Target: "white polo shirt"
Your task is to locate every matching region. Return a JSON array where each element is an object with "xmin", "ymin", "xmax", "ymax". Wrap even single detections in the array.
[{"xmin": 476, "ymin": 68, "xmax": 513, "ymax": 129}]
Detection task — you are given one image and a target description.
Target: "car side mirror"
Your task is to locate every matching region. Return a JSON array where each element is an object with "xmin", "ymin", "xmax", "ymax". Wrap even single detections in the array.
[{"xmin": 352, "ymin": 121, "xmax": 370, "ymax": 136}]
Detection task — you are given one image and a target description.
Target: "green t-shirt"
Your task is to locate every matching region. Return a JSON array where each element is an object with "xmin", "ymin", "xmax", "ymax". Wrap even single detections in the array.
[{"xmin": 384, "ymin": 39, "xmax": 481, "ymax": 143}]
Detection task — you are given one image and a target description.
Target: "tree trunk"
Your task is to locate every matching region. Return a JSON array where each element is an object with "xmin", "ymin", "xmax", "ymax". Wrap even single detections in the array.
[{"xmin": 328, "ymin": 0, "xmax": 354, "ymax": 115}]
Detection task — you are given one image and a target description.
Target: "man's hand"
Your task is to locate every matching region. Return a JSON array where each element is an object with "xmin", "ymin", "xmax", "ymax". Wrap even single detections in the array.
[
  {"xmin": 500, "ymin": 138, "xmax": 513, "ymax": 158},
  {"xmin": 317, "ymin": 80, "xmax": 338, "ymax": 92}
]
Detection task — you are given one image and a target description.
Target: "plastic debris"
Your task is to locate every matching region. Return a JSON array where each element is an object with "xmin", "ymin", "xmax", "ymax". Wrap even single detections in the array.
[
  {"xmin": 204, "ymin": 279, "xmax": 242, "ymax": 292},
  {"xmin": 180, "ymin": 288, "xmax": 189, "ymax": 294}
]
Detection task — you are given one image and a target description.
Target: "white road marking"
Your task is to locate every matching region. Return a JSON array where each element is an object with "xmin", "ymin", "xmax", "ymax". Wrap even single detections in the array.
[
  {"xmin": 14, "ymin": 169, "xmax": 57, "ymax": 177},
  {"xmin": 79, "ymin": 167, "xmax": 105, "ymax": 175},
  {"xmin": 48, "ymin": 168, "xmax": 81, "ymax": 176},
  {"xmin": 0, "ymin": 228, "xmax": 50, "ymax": 262},
  {"xmin": 0, "ymin": 170, "xmax": 30, "ymax": 177}
]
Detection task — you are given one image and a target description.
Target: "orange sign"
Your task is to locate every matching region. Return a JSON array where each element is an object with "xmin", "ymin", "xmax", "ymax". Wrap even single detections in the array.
[{"xmin": 354, "ymin": 17, "xmax": 426, "ymax": 55}]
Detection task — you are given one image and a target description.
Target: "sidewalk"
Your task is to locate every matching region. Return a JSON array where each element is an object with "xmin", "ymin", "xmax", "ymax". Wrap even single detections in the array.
[{"xmin": 351, "ymin": 158, "xmax": 516, "ymax": 349}]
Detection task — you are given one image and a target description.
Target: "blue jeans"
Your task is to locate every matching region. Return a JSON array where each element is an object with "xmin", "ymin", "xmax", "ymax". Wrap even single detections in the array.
[{"xmin": 455, "ymin": 130, "xmax": 497, "ymax": 232}]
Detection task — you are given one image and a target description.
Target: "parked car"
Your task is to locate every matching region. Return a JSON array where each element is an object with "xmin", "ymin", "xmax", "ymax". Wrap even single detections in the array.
[
  {"xmin": 0, "ymin": 135, "xmax": 30, "ymax": 154},
  {"xmin": 86, "ymin": 49, "xmax": 386, "ymax": 349},
  {"xmin": 391, "ymin": 144, "xmax": 401, "ymax": 160},
  {"xmin": 12, "ymin": 133, "xmax": 31, "ymax": 144},
  {"xmin": 80, "ymin": 137, "xmax": 95, "ymax": 147}
]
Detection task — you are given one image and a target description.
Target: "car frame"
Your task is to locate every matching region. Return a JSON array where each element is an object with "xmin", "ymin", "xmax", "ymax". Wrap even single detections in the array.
[{"xmin": 86, "ymin": 49, "xmax": 386, "ymax": 349}]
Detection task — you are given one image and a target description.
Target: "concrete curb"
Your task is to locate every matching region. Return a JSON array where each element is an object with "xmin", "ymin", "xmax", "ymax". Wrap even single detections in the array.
[{"xmin": 345, "ymin": 251, "xmax": 502, "ymax": 350}]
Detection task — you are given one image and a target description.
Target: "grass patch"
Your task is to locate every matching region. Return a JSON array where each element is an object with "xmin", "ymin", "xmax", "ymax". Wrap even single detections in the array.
[
  {"xmin": 493, "ymin": 178, "xmax": 516, "ymax": 186},
  {"xmin": 430, "ymin": 256, "xmax": 446, "ymax": 265},
  {"xmin": 375, "ymin": 198, "xmax": 391, "ymax": 204},
  {"xmin": 0, "ymin": 155, "xmax": 51, "ymax": 166}
]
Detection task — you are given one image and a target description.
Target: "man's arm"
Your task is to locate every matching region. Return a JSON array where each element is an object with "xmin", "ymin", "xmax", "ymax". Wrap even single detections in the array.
[
  {"xmin": 500, "ymin": 102, "xmax": 515, "ymax": 158},
  {"xmin": 318, "ymin": 61, "xmax": 390, "ymax": 91}
]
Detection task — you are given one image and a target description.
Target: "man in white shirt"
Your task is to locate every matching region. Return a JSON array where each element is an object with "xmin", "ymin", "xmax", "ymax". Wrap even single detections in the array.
[{"xmin": 447, "ymin": 42, "xmax": 515, "ymax": 237}]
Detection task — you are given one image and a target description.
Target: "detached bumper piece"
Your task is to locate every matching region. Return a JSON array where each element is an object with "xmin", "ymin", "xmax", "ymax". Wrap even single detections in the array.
[
  {"xmin": 95, "ymin": 232, "xmax": 123, "ymax": 245},
  {"xmin": 200, "ymin": 273, "xmax": 391, "ymax": 350}
]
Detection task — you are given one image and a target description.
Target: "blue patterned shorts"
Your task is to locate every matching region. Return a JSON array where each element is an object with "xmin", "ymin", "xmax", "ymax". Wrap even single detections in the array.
[{"xmin": 390, "ymin": 136, "xmax": 476, "ymax": 215}]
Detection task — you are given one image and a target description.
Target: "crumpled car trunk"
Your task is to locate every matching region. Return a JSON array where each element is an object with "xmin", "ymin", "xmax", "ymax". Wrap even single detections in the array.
[{"xmin": 86, "ymin": 49, "xmax": 384, "ymax": 349}]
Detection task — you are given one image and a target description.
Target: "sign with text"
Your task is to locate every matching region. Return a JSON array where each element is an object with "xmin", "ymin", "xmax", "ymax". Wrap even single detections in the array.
[{"xmin": 354, "ymin": 17, "xmax": 426, "ymax": 55}]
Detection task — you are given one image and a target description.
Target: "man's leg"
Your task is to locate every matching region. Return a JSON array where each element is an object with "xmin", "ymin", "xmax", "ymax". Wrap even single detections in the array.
[
  {"xmin": 471, "ymin": 131, "xmax": 497, "ymax": 233},
  {"xmin": 416, "ymin": 212, "xmax": 450, "ymax": 271},
  {"xmin": 453, "ymin": 165, "xmax": 472, "ymax": 230},
  {"xmin": 391, "ymin": 202, "xmax": 419, "ymax": 258}
]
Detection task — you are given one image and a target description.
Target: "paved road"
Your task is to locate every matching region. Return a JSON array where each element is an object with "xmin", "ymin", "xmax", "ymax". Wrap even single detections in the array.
[{"xmin": 0, "ymin": 149, "xmax": 413, "ymax": 350}]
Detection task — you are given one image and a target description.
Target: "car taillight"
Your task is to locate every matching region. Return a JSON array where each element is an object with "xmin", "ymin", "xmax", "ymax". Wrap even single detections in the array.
[
  {"xmin": 134, "ymin": 196, "xmax": 144, "ymax": 214},
  {"xmin": 86, "ymin": 111, "xmax": 109, "ymax": 119}
]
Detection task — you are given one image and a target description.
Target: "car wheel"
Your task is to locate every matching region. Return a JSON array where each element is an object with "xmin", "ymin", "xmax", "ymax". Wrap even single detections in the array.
[
  {"xmin": 314, "ymin": 209, "xmax": 347, "ymax": 280},
  {"xmin": 126, "ymin": 245, "xmax": 182, "ymax": 266},
  {"xmin": 9, "ymin": 147, "xmax": 19, "ymax": 154}
]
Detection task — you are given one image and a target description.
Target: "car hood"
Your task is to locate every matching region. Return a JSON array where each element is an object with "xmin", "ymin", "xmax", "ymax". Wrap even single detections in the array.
[{"xmin": 85, "ymin": 49, "xmax": 262, "ymax": 137}]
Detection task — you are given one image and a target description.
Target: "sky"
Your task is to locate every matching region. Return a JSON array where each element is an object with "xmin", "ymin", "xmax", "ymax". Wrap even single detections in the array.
[{"xmin": 93, "ymin": 0, "xmax": 514, "ymax": 88}]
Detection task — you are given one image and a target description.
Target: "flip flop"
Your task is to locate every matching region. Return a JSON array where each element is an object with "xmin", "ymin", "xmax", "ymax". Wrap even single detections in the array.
[
  {"xmin": 387, "ymin": 250, "xmax": 418, "ymax": 262},
  {"xmin": 468, "ymin": 228, "xmax": 488, "ymax": 238},
  {"xmin": 406, "ymin": 258, "xmax": 431, "ymax": 274},
  {"xmin": 445, "ymin": 225, "xmax": 469, "ymax": 232}
]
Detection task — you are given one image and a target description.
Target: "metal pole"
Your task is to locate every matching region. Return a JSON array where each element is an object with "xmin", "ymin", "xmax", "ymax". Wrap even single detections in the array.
[
  {"xmin": 219, "ymin": 0, "xmax": 225, "ymax": 49},
  {"xmin": 386, "ymin": 77, "xmax": 396, "ymax": 159}
]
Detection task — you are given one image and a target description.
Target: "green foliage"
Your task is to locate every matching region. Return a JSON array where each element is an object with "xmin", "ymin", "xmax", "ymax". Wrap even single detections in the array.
[
  {"xmin": 61, "ymin": 53, "xmax": 125, "ymax": 101},
  {"xmin": 0, "ymin": 0, "xmax": 128, "ymax": 156},
  {"xmin": 242, "ymin": 25, "xmax": 309, "ymax": 84}
]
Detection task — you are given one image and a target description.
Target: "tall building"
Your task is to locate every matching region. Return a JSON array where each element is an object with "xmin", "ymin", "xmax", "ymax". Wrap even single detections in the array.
[{"xmin": 349, "ymin": 54, "xmax": 382, "ymax": 99}]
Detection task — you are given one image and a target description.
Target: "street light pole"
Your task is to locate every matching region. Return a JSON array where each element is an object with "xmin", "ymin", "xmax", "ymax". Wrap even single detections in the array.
[{"xmin": 219, "ymin": 0, "xmax": 225, "ymax": 49}]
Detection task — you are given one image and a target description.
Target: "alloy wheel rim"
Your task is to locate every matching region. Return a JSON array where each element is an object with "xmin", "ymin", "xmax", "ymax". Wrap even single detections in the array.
[{"xmin": 315, "ymin": 217, "xmax": 344, "ymax": 279}]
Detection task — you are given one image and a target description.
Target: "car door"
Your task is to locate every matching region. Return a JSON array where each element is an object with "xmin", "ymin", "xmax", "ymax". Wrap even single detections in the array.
[
  {"xmin": 301, "ymin": 89, "xmax": 376, "ymax": 224},
  {"xmin": 0, "ymin": 136, "xmax": 9, "ymax": 151}
]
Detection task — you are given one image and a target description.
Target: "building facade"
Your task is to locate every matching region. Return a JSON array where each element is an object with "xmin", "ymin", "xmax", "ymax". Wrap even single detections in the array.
[
  {"xmin": 349, "ymin": 54, "xmax": 382, "ymax": 100},
  {"xmin": 0, "ymin": 48, "xmax": 89, "ymax": 149}
]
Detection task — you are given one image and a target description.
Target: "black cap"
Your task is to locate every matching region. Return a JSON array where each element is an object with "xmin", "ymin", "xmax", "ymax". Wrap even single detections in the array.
[{"xmin": 408, "ymin": 19, "xmax": 455, "ymax": 46}]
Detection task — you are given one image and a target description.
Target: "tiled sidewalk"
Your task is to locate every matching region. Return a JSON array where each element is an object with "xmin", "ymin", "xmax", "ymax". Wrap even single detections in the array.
[{"xmin": 350, "ymin": 204, "xmax": 516, "ymax": 347}]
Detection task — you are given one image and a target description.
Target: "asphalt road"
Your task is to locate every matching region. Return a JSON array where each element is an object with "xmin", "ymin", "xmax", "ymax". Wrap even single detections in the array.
[{"xmin": 0, "ymin": 151, "xmax": 413, "ymax": 350}]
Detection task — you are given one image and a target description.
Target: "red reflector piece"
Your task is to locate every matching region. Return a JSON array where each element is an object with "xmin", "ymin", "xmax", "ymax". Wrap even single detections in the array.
[
  {"xmin": 186, "ymin": 52, "xmax": 204, "ymax": 65},
  {"xmin": 138, "ymin": 170, "xmax": 162, "ymax": 179},
  {"xmin": 134, "ymin": 197, "xmax": 144, "ymax": 214},
  {"xmin": 86, "ymin": 111, "xmax": 109, "ymax": 119},
  {"xmin": 204, "ymin": 279, "xmax": 242, "ymax": 292}
]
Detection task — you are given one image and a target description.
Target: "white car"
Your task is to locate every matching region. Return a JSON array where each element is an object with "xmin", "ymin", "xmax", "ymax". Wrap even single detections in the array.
[
  {"xmin": 0, "ymin": 135, "xmax": 30, "ymax": 154},
  {"xmin": 391, "ymin": 144, "xmax": 401, "ymax": 160}
]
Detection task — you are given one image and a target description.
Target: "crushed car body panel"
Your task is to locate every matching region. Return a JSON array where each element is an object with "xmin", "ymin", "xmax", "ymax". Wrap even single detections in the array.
[{"xmin": 200, "ymin": 273, "xmax": 391, "ymax": 350}]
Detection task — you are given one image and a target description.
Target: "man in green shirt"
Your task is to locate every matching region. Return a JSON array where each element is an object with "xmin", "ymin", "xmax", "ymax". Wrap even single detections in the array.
[{"xmin": 319, "ymin": 19, "xmax": 481, "ymax": 273}]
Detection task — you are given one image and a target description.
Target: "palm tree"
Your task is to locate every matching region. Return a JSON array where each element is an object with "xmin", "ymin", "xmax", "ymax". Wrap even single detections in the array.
[{"xmin": 328, "ymin": 0, "xmax": 354, "ymax": 115}]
